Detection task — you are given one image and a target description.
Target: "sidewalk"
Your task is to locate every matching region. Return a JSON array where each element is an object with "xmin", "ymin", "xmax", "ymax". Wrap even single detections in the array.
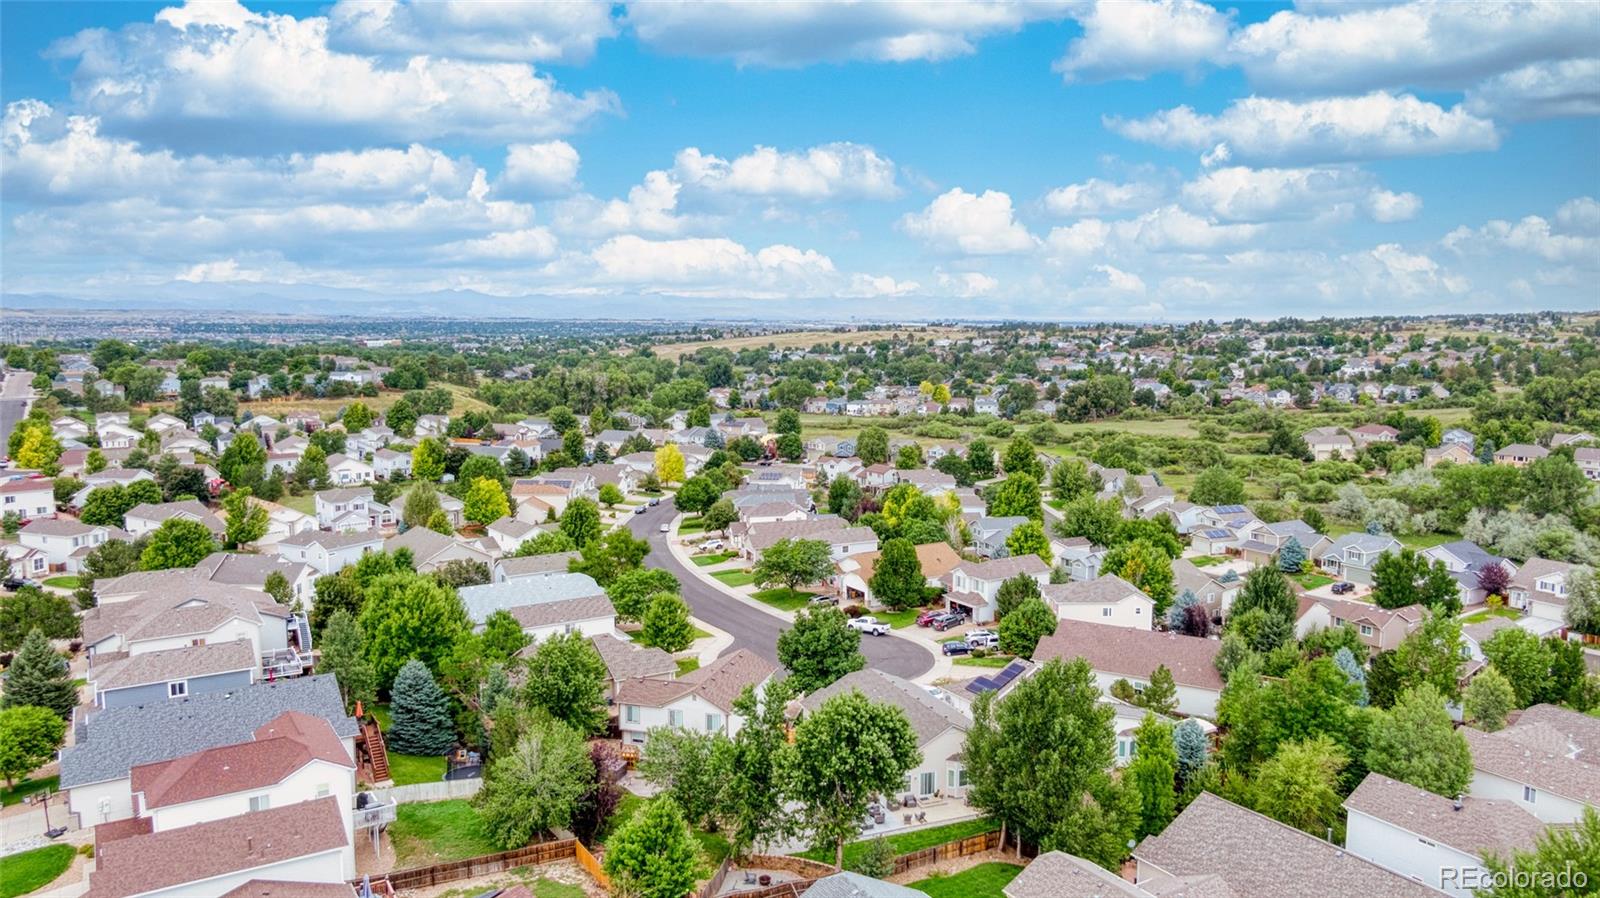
[{"xmin": 688, "ymin": 618, "xmax": 736, "ymax": 666}]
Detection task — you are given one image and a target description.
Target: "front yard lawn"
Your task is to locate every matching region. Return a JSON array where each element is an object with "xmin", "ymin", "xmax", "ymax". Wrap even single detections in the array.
[
  {"xmin": 42, "ymin": 575, "xmax": 80, "ymax": 589},
  {"xmin": 911, "ymin": 862, "xmax": 1024, "ymax": 898},
  {"xmin": 794, "ymin": 818, "xmax": 996, "ymax": 868},
  {"xmin": 389, "ymin": 800, "xmax": 499, "ymax": 866},
  {"xmin": 0, "ymin": 844, "xmax": 75, "ymax": 898},
  {"xmin": 691, "ymin": 551, "xmax": 737, "ymax": 566},
  {"xmin": 677, "ymin": 516, "xmax": 706, "ymax": 534},
  {"xmin": 1463, "ymin": 607, "xmax": 1522, "ymax": 623},
  {"xmin": 712, "ymin": 569, "xmax": 757, "ymax": 587},
  {"xmin": 955, "ymin": 656, "xmax": 1014, "ymax": 668},
  {"xmin": 872, "ymin": 608, "xmax": 922, "ymax": 629},
  {"xmin": 1, "ymin": 774, "xmax": 57, "ymax": 807},
  {"xmin": 1292, "ymin": 572, "xmax": 1335, "ymax": 590},
  {"xmin": 749, "ymin": 587, "xmax": 812, "ymax": 611}
]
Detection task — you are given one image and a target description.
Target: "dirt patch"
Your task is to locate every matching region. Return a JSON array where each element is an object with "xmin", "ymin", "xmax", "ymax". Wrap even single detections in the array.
[{"xmin": 394, "ymin": 860, "xmax": 605, "ymax": 898}]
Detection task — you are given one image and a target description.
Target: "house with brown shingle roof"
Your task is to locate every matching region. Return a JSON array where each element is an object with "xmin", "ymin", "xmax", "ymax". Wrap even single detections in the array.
[
  {"xmin": 84, "ymin": 795, "xmax": 352, "ymax": 898},
  {"xmin": 836, "ymin": 541, "xmax": 962, "ymax": 610},
  {"xmin": 1464, "ymin": 705, "xmax": 1600, "ymax": 824},
  {"xmin": 1507, "ymin": 557, "xmax": 1579, "ymax": 622},
  {"xmin": 616, "ymin": 649, "xmax": 777, "ymax": 747},
  {"xmin": 1295, "ymin": 596, "xmax": 1425, "ymax": 653},
  {"xmin": 1042, "ymin": 574, "xmax": 1154, "ymax": 630},
  {"xmin": 946, "ymin": 554, "xmax": 1051, "ymax": 624},
  {"xmin": 1133, "ymin": 792, "xmax": 1440, "ymax": 898},
  {"xmin": 1033, "ymin": 621, "xmax": 1223, "ymax": 718},
  {"xmin": 1344, "ymin": 773, "xmax": 1548, "ymax": 897},
  {"xmin": 1004, "ymin": 851, "xmax": 1150, "ymax": 898},
  {"xmin": 583, "ymin": 633, "xmax": 678, "ymax": 700},
  {"xmin": 799, "ymin": 669, "xmax": 972, "ymax": 799},
  {"xmin": 82, "ymin": 579, "xmax": 294, "ymax": 668}
]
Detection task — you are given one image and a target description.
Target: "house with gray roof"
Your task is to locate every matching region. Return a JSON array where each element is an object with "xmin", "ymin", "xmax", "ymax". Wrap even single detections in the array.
[
  {"xmin": 946, "ymin": 553, "xmax": 1051, "ymax": 624},
  {"xmin": 89, "ymin": 640, "xmax": 258, "ymax": 710},
  {"xmin": 494, "ymin": 551, "xmax": 581, "ymax": 582},
  {"xmin": 458, "ymin": 572, "xmax": 613, "ymax": 641},
  {"xmin": 967, "ymin": 515, "xmax": 1029, "ymax": 559},
  {"xmin": 1344, "ymin": 773, "xmax": 1548, "ymax": 897},
  {"xmin": 616, "ymin": 649, "xmax": 777, "ymax": 746},
  {"xmin": 1005, "ymin": 851, "xmax": 1149, "ymax": 898},
  {"xmin": 273, "ymin": 529, "xmax": 383, "ymax": 576},
  {"xmin": 385, "ymin": 525, "xmax": 494, "ymax": 572},
  {"xmin": 800, "ymin": 669, "xmax": 973, "ymax": 799},
  {"xmin": 123, "ymin": 499, "xmax": 225, "ymax": 540},
  {"xmin": 1421, "ymin": 539, "xmax": 1517, "ymax": 607},
  {"xmin": 804, "ymin": 872, "xmax": 930, "ymax": 898},
  {"xmin": 1317, "ymin": 532, "xmax": 1402, "ymax": 586},
  {"xmin": 1463, "ymin": 706, "xmax": 1600, "ymax": 824},
  {"xmin": 60, "ymin": 674, "xmax": 357, "ymax": 827}
]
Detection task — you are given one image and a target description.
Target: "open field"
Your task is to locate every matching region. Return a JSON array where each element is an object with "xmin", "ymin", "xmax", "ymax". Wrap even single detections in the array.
[
  {"xmin": 235, "ymin": 381, "xmax": 492, "ymax": 419},
  {"xmin": 649, "ymin": 327, "xmax": 975, "ymax": 362}
]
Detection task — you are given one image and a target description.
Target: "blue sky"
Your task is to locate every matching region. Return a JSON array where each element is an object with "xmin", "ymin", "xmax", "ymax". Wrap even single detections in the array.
[{"xmin": 2, "ymin": 0, "xmax": 1597, "ymax": 320}]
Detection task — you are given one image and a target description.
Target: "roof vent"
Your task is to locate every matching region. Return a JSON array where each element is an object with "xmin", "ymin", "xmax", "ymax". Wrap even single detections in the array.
[{"xmin": 1453, "ymin": 794, "xmax": 1463, "ymax": 811}]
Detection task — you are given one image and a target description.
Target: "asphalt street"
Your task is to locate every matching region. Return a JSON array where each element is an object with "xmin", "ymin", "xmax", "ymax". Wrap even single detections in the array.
[
  {"xmin": 625, "ymin": 501, "xmax": 934, "ymax": 679},
  {"xmin": 0, "ymin": 370, "xmax": 36, "ymax": 460}
]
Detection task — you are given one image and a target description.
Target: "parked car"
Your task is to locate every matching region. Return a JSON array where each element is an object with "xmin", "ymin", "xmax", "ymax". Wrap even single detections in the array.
[
  {"xmin": 848, "ymin": 616, "xmax": 890, "ymax": 636},
  {"xmin": 930, "ymin": 611, "xmax": 966, "ymax": 631},
  {"xmin": 915, "ymin": 609, "xmax": 945, "ymax": 627},
  {"xmin": 965, "ymin": 629, "xmax": 998, "ymax": 648},
  {"xmin": 809, "ymin": 594, "xmax": 838, "ymax": 605},
  {"xmin": 703, "ymin": 540, "xmax": 725, "ymax": 551},
  {"xmin": 1331, "ymin": 581, "xmax": 1355, "ymax": 595},
  {"xmin": 941, "ymin": 641, "xmax": 971, "ymax": 656},
  {"xmin": 633, "ymin": 505, "xmax": 648, "ymax": 515}
]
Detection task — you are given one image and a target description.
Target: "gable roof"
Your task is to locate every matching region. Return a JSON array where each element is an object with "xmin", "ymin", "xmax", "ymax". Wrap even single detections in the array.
[
  {"xmin": 1033, "ymin": 621, "xmax": 1223, "ymax": 691},
  {"xmin": 277, "ymin": 529, "xmax": 384, "ymax": 550},
  {"xmin": 800, "ymin": 669, "xmax": 970, "ymax": 746},
  {"xmin": 131, "ymin": 711, "xmax": 352, "ymax": 809},
  {"xmin": 803, "ymin": 872, "xmax": 931, "ymax": 898},
  {"xmin": 60, "ymin": 675, "xmax": 358, "ymax": 789},
  {"xmin": 496, "ymin": 552, "xmax": 581, "ymax": 578},
  {"xmin": 616, "ymin": 648, "xmax": 777, "ymax": 714},
  {"xmin": 85, "ymin": 796, "xmax": 348, "ymax": 898},
  {"xmin": 587, "ymin": 633, "xmax": 678, "ymax": 681},
  {"xmin": 1343, "ymin": 773, "xmax": 1546, "ymax": 858},
  {"xmin": 1042, "ymin": 573, "xmax": 1152, "ymax": 606},
  {"xmin": 458, "ymin": 573, "xmax": 609, "ymax": 626},
  {"xmin": 81, "ymin": 579, "xmax": 290, "ymax": 648},
  {"xmin": 91, "ymin": 639, "xmax": 258, "ymax": 692},
  {"xmin": 1004, "ymin": 851, "xmax": 1148, "ymax": 898},
  {"xmin": 954, "ymin": 553, "xmax": 1051, "ymax": 583},
  {"xmin": 840, "ymin": 542, "xmax": 963, "ymax": 584},
  {"xmin": 1463, "ymin": 716, "xmax": 1600, "ymax": 806},
  {"xmin": 1134, "ymin": 793, "xmax": 1440, "ymax": 898}
]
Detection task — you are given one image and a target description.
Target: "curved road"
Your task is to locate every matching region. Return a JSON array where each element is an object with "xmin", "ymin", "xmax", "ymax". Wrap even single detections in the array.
[{"xmin": 626, "ymin": 501, "xmax": 934, "ymax": 680}]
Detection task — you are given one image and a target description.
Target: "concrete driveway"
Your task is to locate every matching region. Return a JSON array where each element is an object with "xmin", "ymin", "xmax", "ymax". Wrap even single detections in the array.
[{"xmin": 625, "ymin": 501, "xmax": 934, "ymax": 679}]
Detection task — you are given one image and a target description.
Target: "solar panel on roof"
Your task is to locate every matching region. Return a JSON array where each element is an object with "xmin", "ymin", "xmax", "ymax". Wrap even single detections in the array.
[
  {"xmin": 1215, "ymin": 504, "xmax": 1246, "ymax": 514},
  {"xmin": 992, "ymin": 663, "xmax": 1024, "ymax": 686},
  {"xmin": 966, "ymin": 677, "xmax": 996, "ymax": 694}
]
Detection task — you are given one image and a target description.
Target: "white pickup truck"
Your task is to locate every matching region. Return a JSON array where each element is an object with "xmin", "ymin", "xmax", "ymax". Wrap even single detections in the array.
[{"xmin": 848, "ymin": 616, "xmax": 890, "ymax": 636}]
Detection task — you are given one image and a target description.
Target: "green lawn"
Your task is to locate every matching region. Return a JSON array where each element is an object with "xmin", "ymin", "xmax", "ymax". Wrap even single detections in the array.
[
  {"xmin": 1397, "ymin": 532, "xmax": 1457, "ymax": 549},
  {"xmin": 278, "ymin": 492, "xmax": 317, "ymax": 514},
  {"xmin": 955, "ymin": 655, "xmax": 1014, "ymax": 668},
  {"xmin": 1292, "ymin": 572, "xmax": 1336, "ymax": 591},
  {"xmin": 911, "ymin": 862, "xmax": 1025, "ymax": 898},
  {"xmin": 389, "ymin": 800, "xmax": 500, "ymax": 866},
  {"xmin": 873, "ymin": 608, "xmax": 923, "ymax": 629},
  {"xmin": 0, "ymin": 844, "xmax": 75, "ymax": 898},
  {"xmin": 1463, "ymin": 607, "xmax": 1522, "ymax": 623},
  {"xmin": 692, "ymin": 626, "xmax": 714, "ymax": 640},
  {"xmin": 749, "ymin": 587, "xmax": 812, "ymax": 611},
  {"xmin": 387, "ymin": 752, "xmax": 447, "ymax": 786},
  {"xmin": 676, "ymin": 657, "xmax": 701, "ymax": 675},
  {"xmin": 1187, "ymin": 555, "xmax": 1229, "ymax": 567},
  {"xmin": 42, "ymin": 575, "xmax": 79, "ymax": 589},
  {"xmin": 678, "ymin": 516, "xmax": 706, "ymax": 534},
  {"xmin": 435, "ymin": 878, "xmax": 585, "ymax": 898},
  {"xmin": 1, "ymin": 775, "xmax": 57, "ymax": 807},
  {"xmin": 712, "ymin": 569, "xmax": 757, "ymax": 588},
  {"xmin": 691, "ymin": 551, "xmax": 737, "ymax": 566},
  {"xmin": 795, "ymin": 818, "xmax": 996, "ymax": 868}
]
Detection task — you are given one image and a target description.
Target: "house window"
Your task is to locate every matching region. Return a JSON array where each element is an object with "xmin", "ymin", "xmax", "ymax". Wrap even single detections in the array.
[
  {"xmin": 168, "ymin": 681, "xmax": 188, "ymax": 697},
  {"xmin": 705, "ymin": 713, "xmax": 724, "ymax": 732},
  {"xmin": 668, "ymin": 710, "xmax": 684, "ymax": 728},
  {"xmin": 315, "ymin": 784, "xmax": 330, "ymax": 798},
  {"xmin": 1102, "ymin": 607, "xmax": 1113, "ymax": 617},
  {"xmin": 947, "ymin": 768, "xmax": 970, "ymax": 788},
  {"xmin": 249, "ymin": 794, "xmax": 271, "ymax": 812},
  {"xmin": 1524, "ymin": 786, "xmax": 1537, "ymax": 803},
  {"xmin": 920, "ymin": 772, "xmax": 936, "ymax": 795},
  {"xmin": 624, "ymin": 705, "xmax": 639, "ymax": 724},
  {"xmin": 1360, "ymin": 625, "xmax": 1374, "ymax": 637}
]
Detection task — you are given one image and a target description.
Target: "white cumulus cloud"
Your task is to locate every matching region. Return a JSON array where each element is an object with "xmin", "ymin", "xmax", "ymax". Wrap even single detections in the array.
[
  {"xmin": 1042, "ymin": 177, "xmax": 1165, "ymax": 217},
  {"xmin": 328, "ymin": 0, "xmax": 618, "ymax": 64},
  {"xmin": 674, "ymin": 143, "xmax": 898, "ymax": 199},
  {"xmin": 899, "ymin": 188, "xmax": 1037, "ymax": 255},
  {"xmin": 501, "ymin": 141, "xmax": 582, "ymax": 197},
  {"xmin": 1055, "ymin": 0, "xmax": 1233, "ymax": 82}
]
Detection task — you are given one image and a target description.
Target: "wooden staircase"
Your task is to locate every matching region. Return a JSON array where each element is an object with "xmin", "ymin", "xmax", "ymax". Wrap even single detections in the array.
[{"xmin": 362, "ymin": 716, "xmax": 391, "ymax": 784}]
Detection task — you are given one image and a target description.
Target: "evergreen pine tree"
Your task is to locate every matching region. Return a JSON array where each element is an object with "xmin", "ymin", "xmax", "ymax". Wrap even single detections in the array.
[
  {"xmin": 1139, "ymin": 665, "xmax": 1179, "ymax": 716},
  {"xmin": 1, "ymin": 629, "xmax": 77, "ymax": 720},
  {"xmin": 386, "ymin": 659, "xmax": 457, "ymax": 756},
  {"xmin": 1277, "ymin": 537, "xmax": 1307, "ymax": 573},
  {"xmin": 1173, "ymin": 718, "xmax": 1209, "ymax": 783}
]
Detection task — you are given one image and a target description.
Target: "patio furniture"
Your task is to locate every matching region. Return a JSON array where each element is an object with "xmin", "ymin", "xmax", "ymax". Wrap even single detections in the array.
[
  {"xmin": 903, "ymin": 813, "xmax": 912, "ymax": 824},
  {"xmin": 916, "ymin": 812, "xmax": 927, "ymax": 823},
  {"xmin": 759, "ymin": 875, "xmax": 772, "ymax": 887}
]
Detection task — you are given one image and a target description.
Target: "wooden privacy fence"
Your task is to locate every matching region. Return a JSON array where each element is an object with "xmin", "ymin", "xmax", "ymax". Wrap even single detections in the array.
[
  {"xmin": 890, "ymin": 829, "xmax": 1001, "ymax": 875},
  {"xmin": 361, "ymin": 838, "xmax": 583, "ymax": 892},
  {"xmin": 574, "ymin": 839, "xmax": 611, "ymax": 890}
]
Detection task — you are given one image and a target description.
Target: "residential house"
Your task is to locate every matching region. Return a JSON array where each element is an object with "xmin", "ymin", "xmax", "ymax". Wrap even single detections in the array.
[
  {"xmin": 1441, "ymin": 428, "xmax": 1477, "ymax": 451},
  {"xmin": 1171, "ymin": 558, "xmax": 1238, "ymax": 620},
  {"xmin": 385, "ymin": 526, "xmax": 494, "ymax": 573},
  {"xmin": 1004, "ymin": 851, "xmax": 1150, "ymax": 898},
  {"xmin": 835, "ymin": 542, "xmax": 962, "ymax": 609},
  {"xmin": 1551, "ymin": 431, "xmax": 1598, "ymax": 448},
  {"xmin": 1577, "ymin": 447, "xmax": 1600, "ymax": 481},
  {"xmin": 89, "ymin": 640, "xmax": 259, "ymax": 710},
  {"xmin": 96, "ymin": 422, "xmax": 142, "ymax": 450},
  {"xmin": 1462, "ymin": 704, "xmax": 1600, "ymax": 824},
  {"xmin": 895, "ymin": 469, "xmax": 957, "ymax": 497},
  {"xmin": 81, "ymin": 580, "xmax": 297, "ymax": 675},
  {"xmin": 70, "ymin": 469, "xmax": 158, "ymax": 508},
  {"xmin": 273, "ymin": 530, "xmax": 383, "ymax": 576},
  {"xmin": 1350, "ymin": 423, "xmax": 1400, "ymax": 448},
  {"xmin": 1318, "ymin": 532, "xmax": 1402, "ymax": 586},
  {"xmin": 0, "ymin": 476, "xmax": 55, "ymax": 521},
  {"xmin": 1493, "ymin": 443, "xmax": 1549, "ymax": 467},
  {"xmin": 1041, "ymin": 575, "xmax": 1154, "ymax": 630},
  {"xmin": 529, "ymin": 469, "xmax": 599, "ymax": 503},
  {"xmin": 617, "ymin": 649, "xmax": 778, "ymax": 746},
  {"xmin": 1344, "ymin": 773, "xmax": 1547, "ymax": 897},
  {"xmin": 967, "ymin": 515, "xmax": 1029, "ymax": 559},
  {"xmin": 738, "ymin": 518, "xmax": 878, "ymax": 562},
  {"xmin": 1033, "ymin": 621, "xmax": 1224, "ymax": 718},
  {"xmin": 3, "ymin": 542, "xmax": 47, "ymax": 581},
  {"xmin": 60, "ymin": 674, "xmax": 357, "ymax": 826},
  {"xmin": 586, "ymin": 633, "xmax": 677, "ymax": 702},
  {"xmin": 19, "ymin": 518, "xmax": 128, "ymax": 572},
  {"xmin": 486, "ymin": 516, "xmax": 543, "ymax": 555},
  {"xmin": 124, "ymin": 500, "xmax": 225, "ymax": 540},
  {"xmin": 799, "ymin": 670, "xmax": 972, "ymax": 799},
  {"xmin": 371, "ymin": 448, "xmax": 411, "ymax": 480},
  {"xmin": 1296, "ymin": 597, "xmax": 1425, "ymax": 653},
  {"xmin": 1421, "ymin": 540, "xmax": 1517, "ymax": 607},
  {"xmin": 805, "ymin": 873, "xmax": 931, "ymax": 898},
  {"xmin": 1051, "ymin": 537, "xmax": 1107, "ymax": 582},
  {"xmin": 250, "ymin": 497, "xmax": 318, "ymax": 548},
  {"xmin": 1425, "ymin": 442, "xmax": 1477, "ymax": 468},
  {"xmin": 458, "ymin": 572, "xmax": 612, "ymax": 641},
  {"xmin": 1508, "ymin": 557, "xmax": 1578, "ymax": 622},
  {"xmin": 323, "ymin": 453, "xmax": 375, "ymax": 486},
  {"xmin": 1132, "ymin": 793, "xmax": 1440, "ymax": 898},
  {"xmin": 494, "ymin": 551, "xmax": 581, "ymax": 583},
  {"xmin": 1302, "ymin": 426, "xmax": 1355, "ymax": 461},
  {"xmin": 945, "ymin": 555, "xmax": 1051, "ymax": 624},
  {"xmin": 94, "ymin": 554, "xmax": 317, "ymax": 611}
]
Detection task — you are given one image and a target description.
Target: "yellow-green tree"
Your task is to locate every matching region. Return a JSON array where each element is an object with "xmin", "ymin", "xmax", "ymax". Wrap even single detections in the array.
[
  {"xmin": 654, "ymin": 443, "xmax": 686, "ymax": 485},
  {"xmin": 13, "ymin": 426, "xmax": 61, "ymax": 475},
  {"xmin": 463, "ymin": 476, "xmax": 510, "ymax": 526}
]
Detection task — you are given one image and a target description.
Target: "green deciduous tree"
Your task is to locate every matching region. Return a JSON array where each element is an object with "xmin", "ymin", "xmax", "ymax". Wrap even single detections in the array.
[
  {"xmin": 1366, "ymin": 684, "xmax": 1472, "ymax": 798},
  {"xmin": 1478, "ymin": 806, "xmax": 1600, "ymax": 898},
  {"xmin": 1480, "ymin": 628, "xmax": 1552, "ymax": 708},
  {"xmin": 1391, "ymin": 610, "xmax": 1465, "ymax": 703},
  {"xmin": 1140, "ymin": 665, "xmax": 1179, "ymax": 717},
  {"xmin": 1050, "ymin": 458, "xmax": 1093, "ymax": 501},
  {"xmin": 638, "ymin": 726, "xmax": 730, "ymax": 830},
  {"xmin": 462, "ymin": 476, "xmax": 510, "ymax": 525},
  {"xmin": 753, "ymin": 538, "xmax": 835, "ymax": 593},
  {"xmin": 1463, "ymin": 666, "xmax": 1516, "ymax": 732},
  {"xmin": 720, "ymin": 680, "xmax": 794, "ymax": 860},
  {"xmin": 558, "ymin": 498, "xmax": 602, "ymax": 549},
  {"xmin": 995, "ymin": 573, "xmax": 1042, "ymax": 621},
  {"xmin": 654, "ymin": 443, "xmax": 686, "ymax": 485},
  {"xmin": 315, "ymin": 610, "xmax": 376, "ymax": 715},
  {"xmin": 356, "ymin": 573, "xmax": 470, "ymax": 690},
  {"xmin": 387, "ymin": 659, "xmax": 457, "ymax": 756},
  {"xmin": 641, "ymin": 593, "xmax": 695, "ymax": 653},
  {"xmin": 1002, "ymin": 437, "xmax": 1044, "ymax": 480},
  {"xmin": 521, "ymin": 631, "xmax": 610, "ymax": 735},
  {"xmin": 1005, "ymin": 519, "xmax": 1052, "ymax": 564},
  {"xmin": 217, "ymin": 432, "xmax": 267, "ymax": 490},
  {"xmin": 1127, "ymin": 713, "xmax": 1178, "ymax": 839},
  {"xmin": 1055, "ymin": 495, "xmax": 1122, "ymax": 548},
  {"xmin": 0, "ymin": 705, "xmax": 66, "ymax": 788},
  {"xmin": 869, "ymin": 538, "xmax": 925, "ymax": 611},
  {"xmin": 1232, "ymin": 565, "xmax": 1298, "ymax": 622},
  {"xmin": 1, "ymin": 630, "xmax": 76, "ymax": 720},
  {"xmin": 1372, "ymin": 548, "xmax": 1462, "ymax": 613},
  {"xmin": 776, "ymin": 607, "xmax": 865, "ymax": 693},
  {"xmin": 476, "ymin": 713, "xmax": 593, "ymax": 850},
  {"xmin": 856, "ymin": 426, "xmax": 889, "ymax": 466},
  {"xmin": 674, "ymin": 476, "xmax": 720, "ymax": 515},
  {"xmin": 606, "ymin": 568, "xmax": 680, "ymax": 623},
  {"xmin": 411, "ymin": 437, "xmax": 446, "ymax": 481},
  {"xmin": 704, "ymin": 498, "xmax": 738, "ymax": 535},
  {"xmin": 1189, "ymin": 465, "xmax": 1246, "ymax": 506},
  {"xmin": 1251, "ymin": 736, "xmax": 1348, "ymax": 837},
  {"xmin": 997, "ymin": 596, "xmax": 1057, "ymax": 659},
  {"xmin": 403, "ymin": 481, "xmax": 443, "ymax": 529},
  {"xmin": 138, "ymin": 517, "xmax": 219, "ymax": 571},
  {"xmin": 986, "ymin": 473, "xmax": 1042, "ymax": 520},
  {"xmin": 785, "ymin": 690, "xmax": 920, "ymax": 868},
  {"xmin": 603, "ymin": 796, "xmax": 703, "ymax": 898},
  {"xmin": 0, "ymin": 587, "xmax": 79, "ymax": 652},
  {"xmin": 222, "ymin": 488, "xmax": 269, "ymax": 547},
  {"xmin": 1103, "ymin": 538, "xmax": 1175, "ymax": 616},
  {"xmin": 1521, "ymin": 454, "xmax": 1591, "ymax": 517}
]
